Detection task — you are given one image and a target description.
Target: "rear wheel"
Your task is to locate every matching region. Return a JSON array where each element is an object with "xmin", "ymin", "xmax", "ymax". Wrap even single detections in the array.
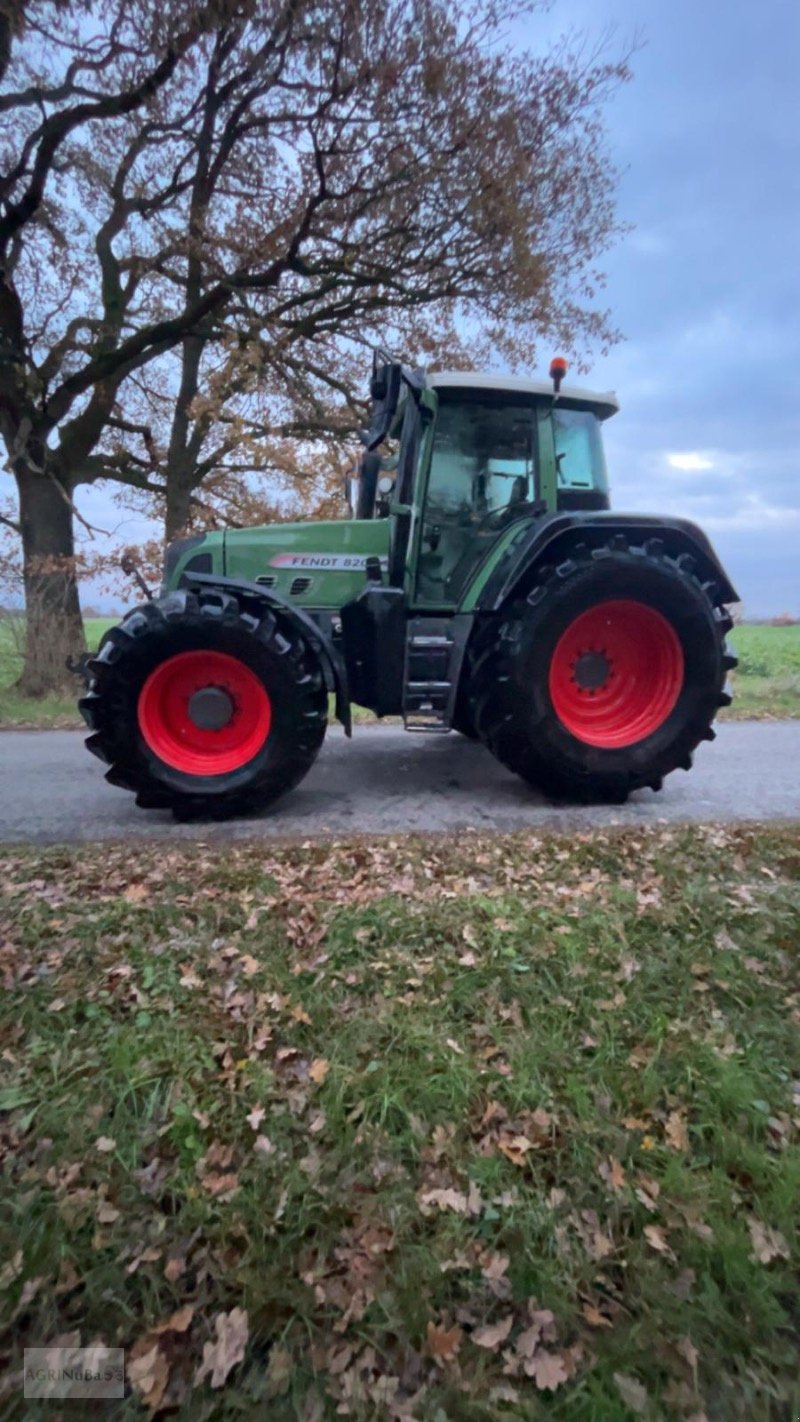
[
  {"xmin": 80, "ymin": 588, "xmax": 327, "ymax": 819},
  {"xmin": 468, "ymin": 538, "xmax": 736, "ymax": 802}
]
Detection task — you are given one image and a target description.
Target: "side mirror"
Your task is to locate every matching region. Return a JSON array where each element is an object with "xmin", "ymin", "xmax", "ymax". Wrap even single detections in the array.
[
  {"xmin": 367, "ymin": 364, "xmax": 402, "ymax": 449},
  {"xmin": 355, "ymin": 451, "xmax": 381, "ymax": 519}
]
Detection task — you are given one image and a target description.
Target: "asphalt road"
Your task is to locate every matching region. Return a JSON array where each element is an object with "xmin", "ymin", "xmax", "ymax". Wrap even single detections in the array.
[{"xmin": 0, "ymin": 721, "xmax": 798, "ymax": 845}]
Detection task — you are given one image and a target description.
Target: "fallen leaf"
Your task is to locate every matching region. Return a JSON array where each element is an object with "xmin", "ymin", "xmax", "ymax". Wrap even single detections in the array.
[
  {"xmin": 748, "ymin": 1217, "xmax": 790, "ymax": 1265},
  {"xmin": 195, "ymin": 1307, "xmax": 249, "ymax": 1389},
  {"xmin": 123, "ymin": 883, "xmax": 148, "ymax": 904},
  {"xmin": 127, "ymin": 1245, "xmax": 161, "ymax": 1275},
  {"xmin": 0, "ymin": 1250, "xmax": 23, "ymax": 1290},
  {"xmin": 95, "ymin": 1136, "xmax": 116, "ymax": 1153},
  {"xmin": 714, "ymin": 928, "xmax": 739, "ymax": 952},
  {"xmin": 246, "ymin": 1105, "xmax": 266, "ymax": 1131},
  {"xmin": 676, "ymin": 1335, "xmax": 699, "ymax": 1376},
  {"xmin": 96, "ymin": 1201, "xmax": 120, "ymax": 1225},
  {"xmin": 254, "ymin": 1134, "xmax": 276, "ymax": 1156},
  {"xmin": 490, "ymin": 1383, "xmax": 520, "ymax": 1404},
  {"xmin": 644, "ymin": 1223, "xmax": 676, "ymax": 1260},
  {"xmin": 614, "ymin": 1371, "xmax": 649, "ymax": 1415},
  {"xmin": 418, "ymin": 1187, "xmax": 470, "ymax": 1216},
  {"xmin": 309, "ymin": 1058, "xmax": 330, "ymax": 1085},
  {"xmin": 426, "ymin": 1321, "xmax": 462, "ymax": 1362},
  {"xmin": 265, "ymin": 1345, "xmax": 293, "ymax": 1397},
  {"xmin": 163, "ymin": 1255, "xmax": 187, "ymax": 1283},
  {"xmin": 481, "ymin": 1253, "xmax": 509, "ymax": 1282},
  {"xmin": 239, "ymin": 954, "xmax": 260, "ymax": 977},
  {"xmin": 15, "ymin": 1276, "xmax": 45, "ymax": 1313},
  {"xmin": 472, "ymin": 1315, "xmax": 513, "ymax": 1350},
  {"xmin": 634, "ymin": 1175, "xmax": 661, "ymax": 1212},
  {"xmin": 200, "ymin": 1171, "xmax": 239, "ymax": 1198},
  {"xmin": 665, "ymin": 1111, "xmax": 690, "ymax": 1152},
  {"xmin": 55, "ymin": 1258, "xmax": 81, "ymax": 1295},
  {"xmin": 151, "ymin": 1304, "xmax": 194, "ymax": 1335},
  {"xmin": 128, "ymin": 1341, "xmax": 169, "ymax": 1410},
  {"xmin": 582, "ymin": 1302, "xmax": 613, "ymax": 1329},
  {"xmin": 598, "ymin": 1156, "xmax": 627, "ymax": 1193},
  {"xmin": 525, "ymin": 1350, "xmax": 569, "ymax": 1391}
]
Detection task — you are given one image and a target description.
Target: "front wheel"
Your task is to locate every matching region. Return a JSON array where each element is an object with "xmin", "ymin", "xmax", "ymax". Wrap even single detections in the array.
[
  {"xmin": 80, "ymin": 588, "xmax": 327, "ymax": 819},
  {"xmin": 468, "ymin": 538, "xmax": 736, "ymax": 803}
]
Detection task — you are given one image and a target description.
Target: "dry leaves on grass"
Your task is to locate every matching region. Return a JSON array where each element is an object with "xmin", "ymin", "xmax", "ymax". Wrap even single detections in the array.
[
  {"xmin": 128, "ymin": 1306, "xmax": 196, "ymax": 1410},
  {"xmin": 748, "ymin": 1217, "xmax": 790, "ymax": 1265},
  {"xmin": 505, "ymin": 1309, "xmax": 579, "ymax": 1393},
  {"xmin": 194, "ymin": 1308, "xmax": 249, "ymax": 1389}
]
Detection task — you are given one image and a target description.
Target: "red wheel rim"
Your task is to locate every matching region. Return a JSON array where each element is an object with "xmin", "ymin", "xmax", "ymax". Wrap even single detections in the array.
[
  {"xmin": 548, "ymin": 599, "xmax": 684, "ymax": 749},
  {"xmin": 137, "ymin": 650, "xmax": 271, "ymax": 774}
]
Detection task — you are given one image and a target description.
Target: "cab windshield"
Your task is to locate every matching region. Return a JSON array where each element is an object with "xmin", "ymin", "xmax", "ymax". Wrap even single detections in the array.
[{"xmin": 416, "ymin": 394, "xmax": 537, "ymax": 604}]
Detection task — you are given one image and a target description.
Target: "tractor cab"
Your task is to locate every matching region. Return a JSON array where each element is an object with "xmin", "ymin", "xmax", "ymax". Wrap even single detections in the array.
[
  {"xmin": 415, "ymin": 372, "xmax": 617, "ymax": 607},
  {"xmin": 353, "ymin": 356, "xmax": 619, "ymax": 613}
]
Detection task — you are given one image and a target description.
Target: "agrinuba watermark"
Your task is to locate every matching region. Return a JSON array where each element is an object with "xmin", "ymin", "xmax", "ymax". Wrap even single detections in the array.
[{"xmin": 24, "ymin": 1345, "xmax": 124, "ymax": 1399}]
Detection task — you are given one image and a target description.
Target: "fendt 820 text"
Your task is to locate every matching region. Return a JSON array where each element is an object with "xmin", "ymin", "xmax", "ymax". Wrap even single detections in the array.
[{"xmin": 80, "ymin": 356, "xmax": 738, "ymax": 818}]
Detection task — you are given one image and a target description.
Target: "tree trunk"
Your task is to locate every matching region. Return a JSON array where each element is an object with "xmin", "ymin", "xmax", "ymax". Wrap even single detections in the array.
[
  {"xmin": 164, "ymin": 471, "xmax": 195, "ymax": 543},
  {"xmin": 15, "ymin": 467, "xmax": 86, "ymax": 696}
]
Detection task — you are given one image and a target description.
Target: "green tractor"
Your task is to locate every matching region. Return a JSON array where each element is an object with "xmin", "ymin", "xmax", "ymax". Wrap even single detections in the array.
[{"xmin": 80, "ymin": 355, "xmax": 738, "ymax": 818}]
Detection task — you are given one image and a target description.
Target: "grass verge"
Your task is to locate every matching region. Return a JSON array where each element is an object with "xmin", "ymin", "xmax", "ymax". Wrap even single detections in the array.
[
  {"xmin": 0, "ymin": 618, "xmax": 116, "ymax": 729},
  {"xmin": 0, "ymin": 825, "xmax": 798, "ymax": 1419}
]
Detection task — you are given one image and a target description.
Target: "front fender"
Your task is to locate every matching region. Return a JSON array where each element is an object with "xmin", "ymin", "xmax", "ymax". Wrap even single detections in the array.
[
  {"xmin": 179, "ymin": 571, "xmax": 352, "ymax": 735},
  {"xmin": 478, "ymin": 511, "xmax": 739, "ymax": 611}
]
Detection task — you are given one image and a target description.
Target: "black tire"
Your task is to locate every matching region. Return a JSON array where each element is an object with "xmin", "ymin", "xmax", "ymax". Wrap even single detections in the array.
[
  {"xmin": 80, "ymin": 587, "xmax": 327, "ymax": 819},
  {"xmin": 467, "ymin": 537, "xmax": 736, "ymax": 803}
]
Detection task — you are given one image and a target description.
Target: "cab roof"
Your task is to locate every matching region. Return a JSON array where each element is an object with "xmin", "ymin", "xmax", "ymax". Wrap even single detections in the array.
[{"xmin": 427, "ymin": 370, "xmax": 619, "ymax": 420}]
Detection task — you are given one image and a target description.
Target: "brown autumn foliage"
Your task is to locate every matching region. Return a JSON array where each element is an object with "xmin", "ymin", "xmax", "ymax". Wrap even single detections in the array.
[{"xmin": 1, "ymin": 0, "xmax": 629, "ymax": 692}]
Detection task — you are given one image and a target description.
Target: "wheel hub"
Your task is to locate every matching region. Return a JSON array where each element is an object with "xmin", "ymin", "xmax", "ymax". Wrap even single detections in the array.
[
  {"xmin": 187, "ymin": 685, "xmax": 235, "ymax": 731},
  {"xmin": 548, "ymin": 599, "xmax": 685, "ymax": 749},
  {"xmin": 573, "ymin": 650, "xmax": 612, "ymax": 692},
  {"xmin": 137, "ymin": 649, "xmax": 272, "ymax": 775}
]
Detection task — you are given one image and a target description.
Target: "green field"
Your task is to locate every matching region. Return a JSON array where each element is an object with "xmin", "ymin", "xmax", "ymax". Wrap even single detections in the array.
[
  {"xmin": 725, "ymin": 623, "xmax": 800, "ymax": 718},
  {"xmin": 0, "ymin": 617, "xmax": 798, "ymax": 729},
  {"xmin": 0, "ymin": 617, "xmax": 117, "ymax": 729},
  {"xmin": 0, "ymin": 825, "xmax": 797, "ymax": 1418}
]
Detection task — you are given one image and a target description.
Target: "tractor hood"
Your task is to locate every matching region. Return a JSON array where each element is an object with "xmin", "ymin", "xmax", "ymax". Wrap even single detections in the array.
[{"xmin": 222, "ymin": 518, "xmax": 391, "ymax": 609}]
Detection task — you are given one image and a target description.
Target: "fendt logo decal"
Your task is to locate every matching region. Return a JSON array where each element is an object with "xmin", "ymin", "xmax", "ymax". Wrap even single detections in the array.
[{"xmin": 268, "ymin": 553, "xmax": 389, "ymax": 572}]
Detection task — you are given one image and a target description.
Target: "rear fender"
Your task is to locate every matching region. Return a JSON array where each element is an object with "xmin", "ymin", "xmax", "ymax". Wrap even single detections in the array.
[
  {"xmin": 180, "ymin": 571, "xmax": 352, "ymax": 735},
  {"xmin": 478, "ymin": 512, "xmax": 739, "ymax": 611}
]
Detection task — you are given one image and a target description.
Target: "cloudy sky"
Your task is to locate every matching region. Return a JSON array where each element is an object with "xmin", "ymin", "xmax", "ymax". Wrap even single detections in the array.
[
  {"xmin": 534, "ymin": 0, "xmax": 799, "ymax": 615},
  {"xmin": 4, "ymin": 0, "xmax": 797, "ymax": 615}
]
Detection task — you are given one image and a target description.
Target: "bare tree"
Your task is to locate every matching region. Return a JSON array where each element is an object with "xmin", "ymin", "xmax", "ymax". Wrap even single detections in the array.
[{"xmin": 0, "ymin": 0, "xmax": 629, "ymax": 693}]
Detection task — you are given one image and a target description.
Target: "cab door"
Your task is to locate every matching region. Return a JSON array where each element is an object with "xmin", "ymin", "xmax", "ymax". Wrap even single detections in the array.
[{"xmin": 414, "ymin": 393, "xmax": 540, "ymax": 608}]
